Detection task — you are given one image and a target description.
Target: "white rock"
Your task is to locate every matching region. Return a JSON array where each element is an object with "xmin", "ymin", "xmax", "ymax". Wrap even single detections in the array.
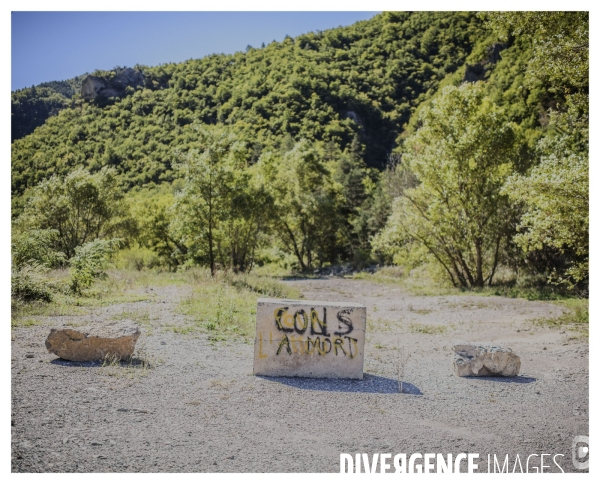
[{"xmin": 453, "ymin": 344, "xmax": 521, "ymax": 377}]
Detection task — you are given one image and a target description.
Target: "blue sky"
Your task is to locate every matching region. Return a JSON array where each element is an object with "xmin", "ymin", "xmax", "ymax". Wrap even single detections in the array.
[{"xmin": 11, "ymin": 11, "xmax": 379, "ymax": 90}]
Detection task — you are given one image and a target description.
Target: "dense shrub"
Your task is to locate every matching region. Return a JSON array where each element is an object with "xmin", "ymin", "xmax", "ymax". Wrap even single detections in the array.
[{"xmin": 69, "ymin": 239, "xmax": 120, "ymax": 294}]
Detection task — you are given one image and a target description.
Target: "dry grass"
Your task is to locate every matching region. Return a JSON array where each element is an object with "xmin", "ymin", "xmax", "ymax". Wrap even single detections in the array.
[
  {"xmin": 99, "ymin": 343, "xmax": 155, "ymax": 379},
  {"xmin": 409, "ymin": 323, "xmax": 448, "ymax": 335},
  {"xmin": 396, "ymin": 344, "xmax": 411, "ymax": 394}
]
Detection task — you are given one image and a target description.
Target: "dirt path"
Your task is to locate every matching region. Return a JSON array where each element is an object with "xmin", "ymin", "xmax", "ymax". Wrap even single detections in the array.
[{"xmin": 11, "ymin": 277, "xmax": 588, "ymax": 472}]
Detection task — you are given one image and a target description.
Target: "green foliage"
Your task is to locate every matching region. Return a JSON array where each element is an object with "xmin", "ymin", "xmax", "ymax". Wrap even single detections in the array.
[
  {"xmin": 11, "ymin": 12, "xmax": 485, "ymax": 200},
  {"xmin": 11, "ymin": 75, "xmax": 86, "ymax": 141},
  {"xmin": 16, "ymin": 167, "xmax": 135, "ymax": 259},
  {"xmin": 126, "ymin": 184, "xmax": 185, "ymax": 269},
  {"xmin": 113, "ymin": 246, "xmax": 163, "ymax": 271},
  {"xmin": 374, "ymin": 83, "xmax": 523, "ymax": 287},
  {"xmin": 9, "ymin": 12, "xmax": 588, "ymax": 292},
  {"xmin": 484, "ymin": 12, "xmax": 588, "ymax": 98},
  {"xmin": 11, "ymin": 263, "xmax": 54, "ymax": 303},
  {"xmin": 504, "ymin": 137, "xmax": 588, "ymax": 287},
  {"xmin": 11, "ymin": 228, "xmax": 66, "ymax": 270},
  {"xmin": 266, "ymin": 140, "xmax": 342, "ymax": 270},
  {"xmin": 488, "ymin": 12, "xmax": 589, "ymax": 288},
  {"xmin": 171, "ymin": 126, "xmax": 271, "ymax": 273},
  {"xmin": 69, "ymin": 238, "xmax": 120, "ymax": 294}
]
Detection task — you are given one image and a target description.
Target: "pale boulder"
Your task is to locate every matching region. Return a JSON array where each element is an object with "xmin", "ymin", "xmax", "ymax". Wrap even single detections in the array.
[
  {"xmin": 253, "ymin": 298, "xmax": 366, "ymax": 379},
  {"xmin": 453, "ymin": 344, "xmax": 521, "ymax": 377},
  {"xmin": 45, "ymin": 322, "xmax": 140, "ymax": 362}
]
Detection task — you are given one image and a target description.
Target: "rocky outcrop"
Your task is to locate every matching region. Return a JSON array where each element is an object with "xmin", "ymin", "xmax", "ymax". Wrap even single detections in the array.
[
  {"xmin": 81, "ymin": 67, "xmax": 144, "ymax": 101},
  {"xmin": 45, "ymin": 322, "xmax": 140, "ymax": 362},
  {"xmin": 453, "ymin": 344, "xmax": 521, "ymax": 377}
]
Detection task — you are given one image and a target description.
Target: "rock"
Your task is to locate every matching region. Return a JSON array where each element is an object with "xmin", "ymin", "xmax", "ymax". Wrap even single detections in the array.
[
  {"xmin": 453, "ymin": 344, "xmax": 521, "ymax": 377},
  {"xmin": 80, "ymin": 75, "xmax": 105, "ymax": 100},
  {"xmin": 112, "ymin": 67, "xmax": 144, "ymax": 90},
  {"xmin": 45, "ymin": 322, "xmax": 140, "ymax": 362},
  {"xmin": 253, "ymin": 298, "xmax": 367, "ymax": 379},
  {"xmin": 81, "ymin": 67, "xmax": 144, "ymax": 101}
]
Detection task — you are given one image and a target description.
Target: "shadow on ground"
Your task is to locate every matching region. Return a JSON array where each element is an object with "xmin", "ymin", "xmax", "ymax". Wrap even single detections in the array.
[
  {"xmin": 258, "ymin": 373, "xmax": 423, "ymax": 395},
  {"xmin": 463, "ymin": 375, "xmax": 537, "ymax": 384},
  {"xmin": 50, "ymin": 358, "xmax": 149, "ymax": 368}
]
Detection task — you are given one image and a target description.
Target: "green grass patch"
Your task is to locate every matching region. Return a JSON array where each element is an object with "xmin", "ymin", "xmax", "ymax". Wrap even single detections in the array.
[
  {"xmin": 350, "ymin": 265, "xmax": 460, "ymax": 296},
  {"xmin": 11, "ymin": 317, "xmax": 45, "ymax": 328},
  {"xmin": 178, "ymin": 271, "xmax": 300, "ymax": 339},
  {"xmin": 533, "ymin": 298, "xmax": 589, "ymax": 338},
  {"xmin": 11, "ymin": 268, "xmax": 152, "ymax": 326}
]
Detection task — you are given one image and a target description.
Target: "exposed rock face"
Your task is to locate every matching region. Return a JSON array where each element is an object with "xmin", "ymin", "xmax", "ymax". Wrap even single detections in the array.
[
  {"xmin": 45, "ymin": 322, "xmax": 140, "ymax": 362},
  {"xmin": 81, "ymin": 67, "xmax": 144, "ymax": 101},
  {"xmin": 453, "ymin": 344, "xmax": 521, "ymax": 377},
  {"xmin": 81, "ymin": 76, "xmax": 110, "ymax": 100}
]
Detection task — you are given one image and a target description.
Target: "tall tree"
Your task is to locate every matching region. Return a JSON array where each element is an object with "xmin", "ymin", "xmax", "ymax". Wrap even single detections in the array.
[
  {"xmin": 487, "ymin": 12, "xmax": 589, "ymax": 287},
  {"xmin": 171, "ymin": 125, "xmax": 271, "ymax": 274},
  {"xmin": 171, "ymin": 126, "xmax": 243, "ymax": 275},
  {"xmin": 267, "ymin": 140, "xmax": 339, "ymax": 271},
  {"xmin": 373, "ymin": 83, "xmax": 523, "ymax": 287}
]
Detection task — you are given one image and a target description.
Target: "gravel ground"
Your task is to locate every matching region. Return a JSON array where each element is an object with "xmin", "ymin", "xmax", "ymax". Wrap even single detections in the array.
[{"xmin": 11, "ymin": 278, "xmax": 589, "ymax": 472}]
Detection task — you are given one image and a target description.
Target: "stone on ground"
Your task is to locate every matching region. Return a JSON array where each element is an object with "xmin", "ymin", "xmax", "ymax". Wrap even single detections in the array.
[
  {"xmin": 253, "ymin": 298, "xmax": 366, "ymax": 379},
  {"xmin": 45, "ymin": 322, "xmax": 140, "ymax": 362},
  {"xmin": 453, "ymin": 344, "xmax": 521, "ymax": 377}
]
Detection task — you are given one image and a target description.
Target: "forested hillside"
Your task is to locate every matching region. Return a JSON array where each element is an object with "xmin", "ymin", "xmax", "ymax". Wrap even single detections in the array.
[
  {"xmin": 12, "ymin": 12, "xmax": 489, "ymax": 194},
  {"xmin": 11, "ymin": 11, "xmax": 588, "ymax": 301},
  {"xmin": 11, "ymin": 75, "xmax": 86, "ymax": 142}
]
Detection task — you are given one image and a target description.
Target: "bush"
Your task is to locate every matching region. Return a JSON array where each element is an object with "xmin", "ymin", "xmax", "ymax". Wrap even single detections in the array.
[
  {"xmin": 114, "ymin": 247, "xmax": 163, "ymax": 271},
  {"xmin": 11, "ymin": 228, "xmax": 65, "ymax": 270},
  {"xmin": 16, "ymin": 167, "xmax": 134, "ymax": 259},
  {"xmin": 69, "ymin": 239, "xmax": 120, "ymax": 294},
  {"xmin": 11, "ymin": 263, "xmax": 54, "ymax": 302}
]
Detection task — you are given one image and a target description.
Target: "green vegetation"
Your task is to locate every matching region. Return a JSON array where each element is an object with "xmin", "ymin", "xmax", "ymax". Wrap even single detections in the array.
[
  {"xmin": 11, "ymin": 12, "xmax": 485, "ymax": 195},
  {"xmin": 69, "ymin": 238, "xmax": 120, "ymax": 293},
  {"xmin": 490, "ymin": 12, "xmax": 589, "ymax": 288},
  {"xmin": 373, "ymin": 83, "xmax": 524, "ymax": 288},
  {"xmin": 15, "ymin": 167, "xmax": 134, "ymax": 258},
  {"xmin": 534, "ymin": 299, "xmax": 589, "ymax": 338},
  {"xmin": 179, "ymin": 270, "xmax": 300, "ymax": 340},
  {"xmin": 11, "ymin": 75, "xmax": 86, "ymax": 141},
  {"xmin": 11, "ymin": 12, "xmax": 588, "ymax": 316},
  {"xmin": 409, "ymin": 323, "xmax": 447, "ymax": 335}
]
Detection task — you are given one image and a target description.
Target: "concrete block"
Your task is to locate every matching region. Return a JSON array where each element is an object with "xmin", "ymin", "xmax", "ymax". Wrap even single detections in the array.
[{"xmin": 253, "ymin": 298, "xmax": 366, "ymax": 379}]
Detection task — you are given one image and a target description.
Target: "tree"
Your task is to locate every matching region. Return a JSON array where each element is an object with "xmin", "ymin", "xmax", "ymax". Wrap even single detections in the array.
[
  {"xmin": 171, "ymin": 126, "xmax": 242, "ymax": 275},
  {"xmin": 267, "ymin": 140, "xmax": 339, "ymax": 271},
  {"xmin": 487, "ymin": 12, "xmax": 589, "ymax": 286},
  {"xmin": 503, "ymin": 135, "xmax": 588, "ymax": 287},
  {"xmin": 16, "ymin": 167, "xmax": 133, "ymax": 259},
  {"xmin": 374, "ymin": 83, "xmax": 523, "ymax": 287},
  {"xmin": 171, "ymin": 125, "xmax": 271, "ymax": 274}
]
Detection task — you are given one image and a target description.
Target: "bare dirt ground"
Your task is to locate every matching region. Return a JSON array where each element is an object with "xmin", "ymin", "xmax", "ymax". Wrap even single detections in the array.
[{"xmin": 11, "ymin": 277, "xmax": 589, "ymax": 472}]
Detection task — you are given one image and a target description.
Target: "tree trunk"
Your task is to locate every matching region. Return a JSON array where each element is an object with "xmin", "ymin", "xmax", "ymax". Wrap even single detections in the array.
[{"xmin": 475, "ymin": 237, "xmax": 484, "ymax": 287}]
